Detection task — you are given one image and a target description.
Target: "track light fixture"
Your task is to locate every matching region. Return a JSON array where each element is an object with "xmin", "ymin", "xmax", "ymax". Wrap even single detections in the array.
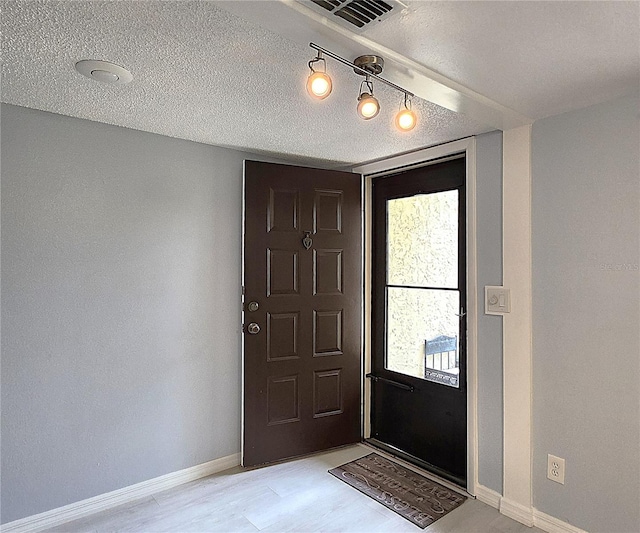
[
  {"xmin": 357, "ymin": 77, "xmax": 380, "ymax": 120},
  {"xmin": 306, "ymin": 43, "xmax": 418, "ymax": 131},
  {"xmin": 306, "ymin": 52, "xmax": 332, "ymax": 100},
  {"xmin": 395, "ymin": 93, "xmax": 417, "ymax": 132}
]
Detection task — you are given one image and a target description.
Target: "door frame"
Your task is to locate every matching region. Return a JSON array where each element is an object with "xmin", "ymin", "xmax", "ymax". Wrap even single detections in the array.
[{"xmin": 353, "ymin": 137, "xmax": 478, "ymax": 496}]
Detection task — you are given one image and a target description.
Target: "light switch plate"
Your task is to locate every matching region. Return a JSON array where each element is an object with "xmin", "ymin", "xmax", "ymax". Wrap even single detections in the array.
[{"xmin": 485, "ymin": 286, "xmax": 511, "ymax": 315}]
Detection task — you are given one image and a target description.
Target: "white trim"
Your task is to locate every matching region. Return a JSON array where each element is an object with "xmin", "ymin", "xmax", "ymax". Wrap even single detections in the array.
[
  {"xmin": 363, "ymin": 176, "xmax": 373, "ymax": 440},
  {"xmin": 500, "ymin": 497, "xmax": 534, "ymax": 527},
  {"xmin": 533, "ymin": 509, "xmax": 589, "ymax": 533},
  {"xmin": 477, "ymin": 487, "xmax": 587, "ymax": 533},
  {"xmin": 353, "ymin": 138, "xmax": 471, "ymax": 177},
  {"xmin": 465, "ymin": 138, "xmax": 479, "ymax": 497},
  {"xmin": 241, "ymin": 161, "xmax": 247, "ymax": 465},
  {"xmin": 353, "ymin": 137, "xmax": 479, "ymax": 497},
  {"xmin": 474, "ymin": 484, "xmax": 501, "ymax": 510},
  {"xmin": 501, "ymin": 126, "xmax": 533, "ymax": 511},
  {"xmin": 1, "ymin": 453, "xmax": 241, "ymax": 533}
]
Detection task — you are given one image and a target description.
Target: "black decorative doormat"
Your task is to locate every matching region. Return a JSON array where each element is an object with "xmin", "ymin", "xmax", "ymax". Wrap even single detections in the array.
[{"xmin": 329, "ymin": 453, "xmax": 466, "ymax": 528}]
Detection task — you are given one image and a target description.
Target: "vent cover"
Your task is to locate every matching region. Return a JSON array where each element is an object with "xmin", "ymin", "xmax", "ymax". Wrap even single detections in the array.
[{"xmin": 300, "ymin": 0, "xmax": 402, "ymax": 31}]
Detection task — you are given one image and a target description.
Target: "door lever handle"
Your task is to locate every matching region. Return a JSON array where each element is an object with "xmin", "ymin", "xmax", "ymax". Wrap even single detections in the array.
[{"xmin": 455, "ymin": 308, "xmax": 466, "ymax": 318}]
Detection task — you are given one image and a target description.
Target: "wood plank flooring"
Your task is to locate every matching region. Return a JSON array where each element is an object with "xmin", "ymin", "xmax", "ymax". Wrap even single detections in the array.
[{"xmin": 43, "ymin": 445, "xmax": 543, "ymax": 533}]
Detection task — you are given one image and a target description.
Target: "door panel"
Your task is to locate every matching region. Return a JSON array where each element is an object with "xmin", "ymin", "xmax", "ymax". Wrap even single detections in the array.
[
  {"xmin": 370, "ymin": 157, "xmax": 467, "ymax": 486},
  {"xmin": 243, "ymin": 161, "xmax": 362, "ymax": 467},
  {"xmin": 372, "ymin": 382, "xmax": 467, "ymax": 481}
]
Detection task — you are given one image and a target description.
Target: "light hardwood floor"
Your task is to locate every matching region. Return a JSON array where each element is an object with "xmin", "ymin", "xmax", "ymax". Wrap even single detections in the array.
[{"xmin": 44, "ymin": 445, "xmax": 543, "ymax": 533}]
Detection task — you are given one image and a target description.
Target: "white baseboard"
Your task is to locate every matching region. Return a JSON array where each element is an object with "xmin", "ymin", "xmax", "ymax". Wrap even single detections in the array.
[
  {"xmin": 474, "ymin": 484, "xmax": 501, "ymax": 509},
  {"xmin": 500, "ymin": 497, "xmax": 535, "ymax": 527},
  {"xmin": 533, "ymin": 508, "xmax": 588, "ymax": 533},
  {"xmin": 491, "ymin": 497, "xmax": 587, "ymax": 533},
  {"xmin": 1, "ymin": 453, "xmax": 241, "ymax": 533}
]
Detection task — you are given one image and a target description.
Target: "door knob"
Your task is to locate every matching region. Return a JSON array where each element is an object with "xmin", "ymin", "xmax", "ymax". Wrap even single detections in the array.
[{"xmin": 247, "ymin": 322, "xmax": 261, "ymax": 335}]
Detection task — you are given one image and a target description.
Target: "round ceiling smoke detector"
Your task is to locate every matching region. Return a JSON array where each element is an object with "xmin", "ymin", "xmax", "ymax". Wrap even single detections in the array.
[{"xmin": 75, "ymin": 60, "xmax": 133, "ymax": 84}]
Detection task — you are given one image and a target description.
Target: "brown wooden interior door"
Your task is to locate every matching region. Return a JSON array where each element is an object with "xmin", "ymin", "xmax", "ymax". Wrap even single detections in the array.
[{"xmin": 243, "ymin": 160, "xmax": 362, "ymax": 467}]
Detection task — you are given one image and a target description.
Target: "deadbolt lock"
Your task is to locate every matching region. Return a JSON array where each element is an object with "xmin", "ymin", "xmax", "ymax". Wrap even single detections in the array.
[{"xmin": 247, "ymin": 301, "xmax": 259, "ymax": 312}]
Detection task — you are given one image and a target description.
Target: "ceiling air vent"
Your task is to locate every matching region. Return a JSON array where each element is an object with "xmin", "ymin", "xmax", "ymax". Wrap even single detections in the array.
[{"xmin": 301, "ymin": 0, "xmax": 402, "ymax": 31}]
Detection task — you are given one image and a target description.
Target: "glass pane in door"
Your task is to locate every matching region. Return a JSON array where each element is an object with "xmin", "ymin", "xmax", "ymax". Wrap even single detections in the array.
[
  {"xmin": 385, "ymin": 190, "xmax": 461, "ymax": 387},
  {"xmin": 386, "ymin": 287, "xmax": 460, "ymax": 387},
  {"xmin": 387, "ymin": 190, "xmax": 458, "ymax": 289}
]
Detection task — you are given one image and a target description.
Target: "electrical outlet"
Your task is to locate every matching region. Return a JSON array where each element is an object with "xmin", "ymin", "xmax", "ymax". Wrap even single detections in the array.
[{"xmin": 547, "ymin": 454, "xmax": 565, "ymax": 484}]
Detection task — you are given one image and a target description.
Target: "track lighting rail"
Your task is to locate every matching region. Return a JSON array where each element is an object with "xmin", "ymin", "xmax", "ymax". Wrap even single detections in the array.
[
  {"xmin": 307, "ymin": 42, "xmax": 417, "ymax": 131},
  {"xmin": 309, "ymin": 43, "xmax": 414, "ymax": 98}
]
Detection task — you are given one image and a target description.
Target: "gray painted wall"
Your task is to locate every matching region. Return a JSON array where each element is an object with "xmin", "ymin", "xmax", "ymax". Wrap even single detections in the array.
[
  {"xmin": 1, "ymin": 103, "xmax": 506, "ymax": 524},
  {"xmin": 475, "ymin": 131, "xmax": 503, "ymax": 494},
  {"xmin": 532, "ymin": 94, "xmax": 640, "ymax": 532},
  {"xmin": 0, "ymin": 104, "xmax": 274, "ymax": 523}
]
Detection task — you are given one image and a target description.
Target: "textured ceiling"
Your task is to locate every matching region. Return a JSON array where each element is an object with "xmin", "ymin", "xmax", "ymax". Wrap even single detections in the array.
[
  {"xmin": 362, "ymin": 0, "xmax": 640, "ymax": 120},
  {"xmin": 0, "ymin": 0, "xmax": 491, "ymax": 167},
  {"xmin": 1, "ymin": 1, "xmax": 638, "ymax": 166}
]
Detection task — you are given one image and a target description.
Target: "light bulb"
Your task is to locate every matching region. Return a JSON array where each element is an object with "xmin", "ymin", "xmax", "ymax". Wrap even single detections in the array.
[
  {"xmin": 395, "ymin": 108, "xmax": 417, "ymax": 131},
  {"xmin": 357, "ymin": 93, "xmax": 380, "ymax": 120},
  {"xmin": 307, "ymin": 71, "xmax": 332, "ymax": 100}
]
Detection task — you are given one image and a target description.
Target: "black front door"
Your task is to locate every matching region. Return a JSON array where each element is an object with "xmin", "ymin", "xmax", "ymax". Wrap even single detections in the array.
[{"xmin": 369, "ymin": 157, "xmax": 467, "ymax": 486}]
